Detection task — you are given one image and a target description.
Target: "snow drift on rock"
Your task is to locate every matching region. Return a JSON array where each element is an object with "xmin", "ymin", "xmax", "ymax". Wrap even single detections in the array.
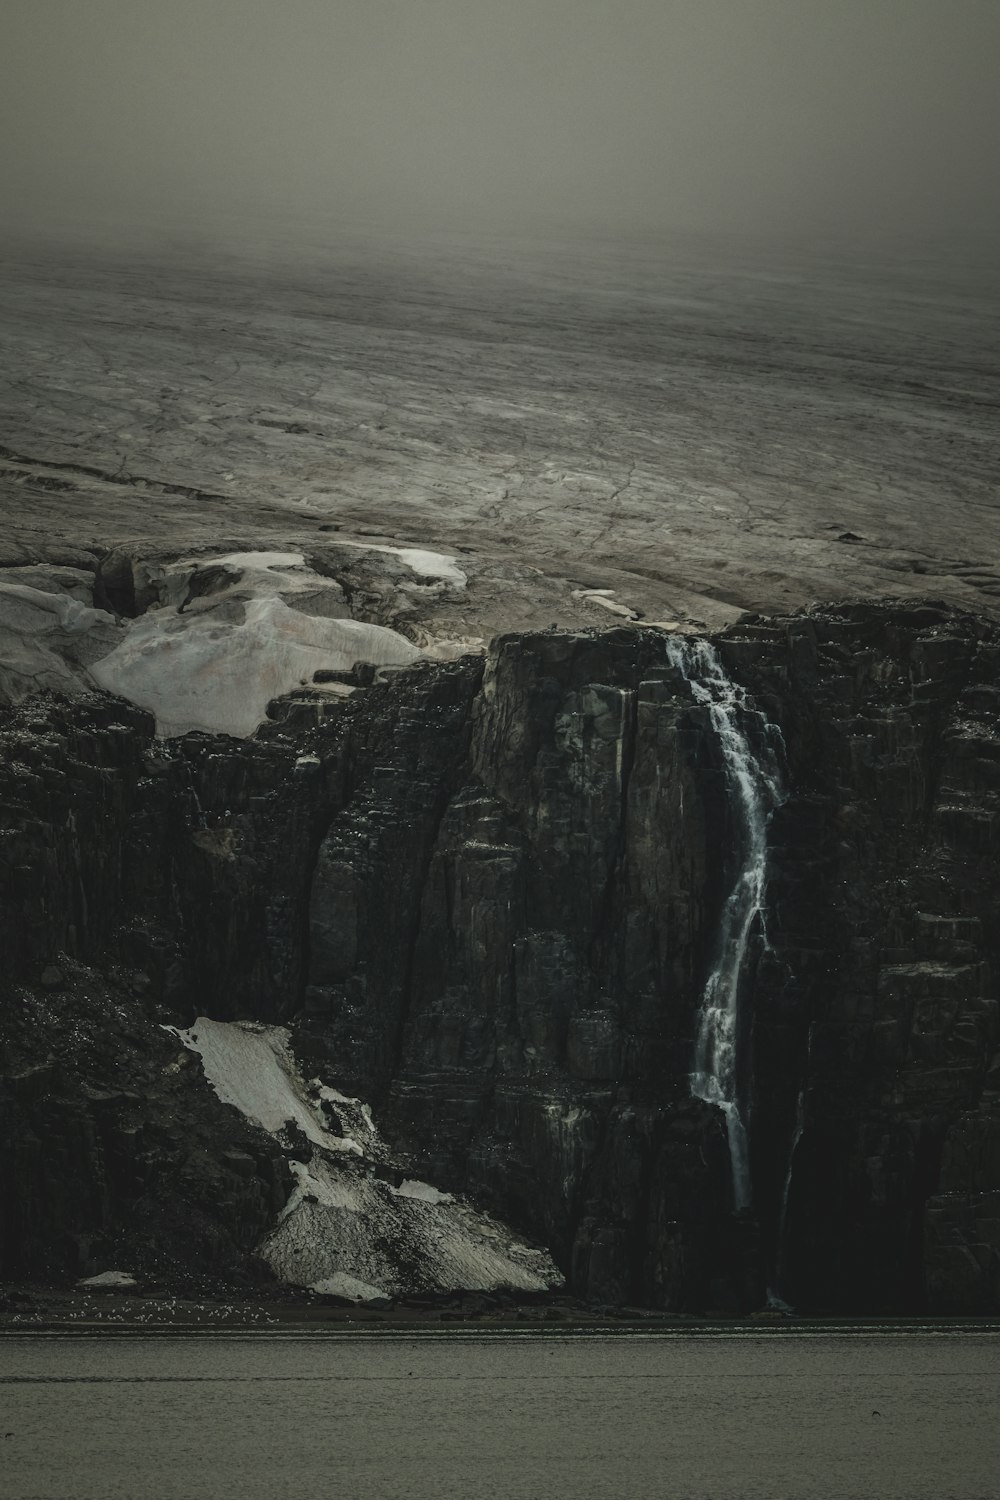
[
  {"xmin": 334, "ymin": 542, "xmax": 468, "ymax": 588},
  {"xmin": 168, "ymin": 1018, "xmax": 561, "ymax": 1302},
  {"xmin": 0, "ymin": 582, "xmax": 119, "ymax": 704},
  {"xmin": 91, "ymin": 555, "xmax": 419, "ymax": 737}
]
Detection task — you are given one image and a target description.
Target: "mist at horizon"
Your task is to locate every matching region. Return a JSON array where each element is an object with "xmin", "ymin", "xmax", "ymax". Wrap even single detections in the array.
[{"xmin": 1, "ymin": 0, "xmax": 998, "ymax": 252}]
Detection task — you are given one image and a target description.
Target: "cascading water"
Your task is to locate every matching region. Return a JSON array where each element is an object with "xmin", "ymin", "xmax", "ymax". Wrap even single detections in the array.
[{"xmin": 665, "ymin": 638, "xmax": 783, "ymax": 1212}]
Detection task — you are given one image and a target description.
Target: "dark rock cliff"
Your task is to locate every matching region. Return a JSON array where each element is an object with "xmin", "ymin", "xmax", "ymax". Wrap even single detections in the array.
[{"xmin": 2, "ymin": 601, "xmax": 999, "ymax": 1312}]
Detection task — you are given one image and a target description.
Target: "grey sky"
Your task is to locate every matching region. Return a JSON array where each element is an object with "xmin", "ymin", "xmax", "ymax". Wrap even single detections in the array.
[{"xmin": 2, "ymin": 1, "xmax": 997, "ymax": 240}]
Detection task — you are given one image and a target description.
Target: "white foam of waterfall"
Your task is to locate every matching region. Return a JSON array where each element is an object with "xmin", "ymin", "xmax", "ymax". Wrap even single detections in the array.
[{"xmin": 665, "ymin": 638, "xmax": 783, "ymax": 1211}]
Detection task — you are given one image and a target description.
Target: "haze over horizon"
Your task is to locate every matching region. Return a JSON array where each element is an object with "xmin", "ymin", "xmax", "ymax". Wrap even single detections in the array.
[{"xmin": 2, "ymin": 0, "xmax": 998, "ymax": 249}]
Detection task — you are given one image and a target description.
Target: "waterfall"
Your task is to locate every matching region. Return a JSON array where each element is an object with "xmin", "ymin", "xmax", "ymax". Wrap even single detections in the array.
[{"xmin": 665, "ymin": 638, "xmax": 783, "ymax": 1212}]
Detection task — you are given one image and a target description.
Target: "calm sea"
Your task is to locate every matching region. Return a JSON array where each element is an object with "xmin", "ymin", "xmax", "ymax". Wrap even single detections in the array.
[{"xmin": 1, "ymin": 1330, "xmax": 998, "ymax": 1500}]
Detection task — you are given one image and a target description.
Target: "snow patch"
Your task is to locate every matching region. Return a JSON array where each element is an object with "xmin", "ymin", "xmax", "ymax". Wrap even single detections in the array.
[
  {"xmin": 0, "ymin": 581, "xmax": 106, "ymax": 635},
  {"xmin": 572, "ymin": 588, "xmax": 639, "ymax": 621},
  {"xmin": 335, "ymin": 541, "xmax": 467, "ymax": 588},
  {"xmin": 311, "ymin": 1273, "xmax": 389, "ymax": 1304},
  {"xmin": 391, "ymin": 1178, "xmax": 453, "ymax": 1204},
  {"xmin": 163, "ymin": 1019, "xmax": 364, "ymax": 1155},
  {"xmin": 280, "ymin": 1158, "xmax": 360, "ymax": 1217},
  {"xmin": 258, "ymin": 1152, "xmax": 555, "ymax": 1297},
  {"xmin": 211, "ymin": 551, "xmax": 306, "ymax": 572},
  {"xmin": 77, "ymin": 1270, "xmax": 138, "ymax": 1289},
  {"xmin": 420, "ymin": 634, "xmax": 485, "ymax": 661},
  {"xmin": 91, "ymin": 595, "xmax": 418, "ymax": 738},
  {"xmin": 0, "ymin": 582, "xmax": 119, "ymax": 706},
  {"xmin": 168, "ymin": 1018, "xmax": 562, "ymax": 1299},
  {"xmin": 392, "ymin": 547, "xmax": 467, "ymax": 587}
]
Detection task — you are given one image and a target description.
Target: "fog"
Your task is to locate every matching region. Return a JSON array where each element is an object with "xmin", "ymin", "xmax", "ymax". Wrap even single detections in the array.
[{"xmin": 2, "ymin": 0, "xmax": 998, "ymax": 243}]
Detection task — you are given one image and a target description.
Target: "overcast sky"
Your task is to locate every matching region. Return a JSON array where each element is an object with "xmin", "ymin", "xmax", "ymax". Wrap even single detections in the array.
[{"xmin": 2, "ymin": 1, "xmax": 997, "ymax": 242}]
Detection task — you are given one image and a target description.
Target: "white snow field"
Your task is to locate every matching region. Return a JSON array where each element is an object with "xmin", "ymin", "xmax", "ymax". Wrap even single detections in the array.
[
  {"xmin": 168, "ymin": 1018, "xmax": 561, "ymax": 1302},
  {"xmin": 90, "ymin": 550, "xmax": 420, "ymax": 737}
]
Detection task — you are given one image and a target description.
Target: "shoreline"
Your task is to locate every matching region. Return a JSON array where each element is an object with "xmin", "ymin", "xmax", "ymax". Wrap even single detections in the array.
[{"xmin": 4, "ymin": 1287, "xmax": 1000, "ymax": 1338}]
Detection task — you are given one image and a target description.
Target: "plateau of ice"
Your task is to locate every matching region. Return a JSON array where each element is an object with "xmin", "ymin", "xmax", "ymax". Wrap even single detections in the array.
[{"xmin": 3, "ymin": 231, "xmax": 997, "ymax": 649}]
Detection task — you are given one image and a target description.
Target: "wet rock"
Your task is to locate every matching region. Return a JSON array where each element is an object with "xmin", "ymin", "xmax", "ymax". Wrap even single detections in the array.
[{"xmin": 2, "ymin": 603, "xmax": 1000, "ymax": 1313}]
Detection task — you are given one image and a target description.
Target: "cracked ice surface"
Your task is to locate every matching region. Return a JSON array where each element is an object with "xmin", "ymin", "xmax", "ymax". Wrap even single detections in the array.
[
  {"xmin": 169, "ymin": 1018, "xmax": 561, "ymax": 1301},
  {"xmin": 4, "ymin": 236, "xmax": 999, "ymax": 638},
  {"xmin": 90, "ymin": 550, "xmax": 419, "ymax": 737}
]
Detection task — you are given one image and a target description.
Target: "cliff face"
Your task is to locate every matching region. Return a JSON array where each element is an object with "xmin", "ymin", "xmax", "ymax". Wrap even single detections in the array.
[{"xmin": 2, "ymin": 602, "xmax": 999, "ymax": 1313}]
